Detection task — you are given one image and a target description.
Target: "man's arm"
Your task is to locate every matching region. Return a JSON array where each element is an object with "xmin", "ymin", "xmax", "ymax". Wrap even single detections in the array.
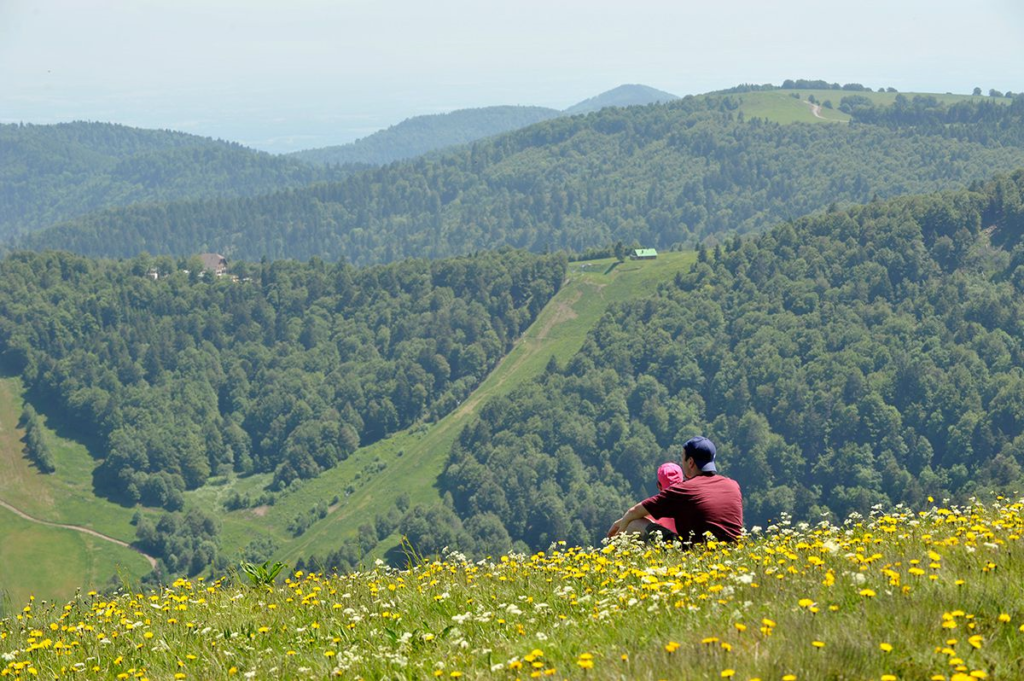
[{"xmin": 606, "ymin": 501, "xmax": 650, "ymax": 538}]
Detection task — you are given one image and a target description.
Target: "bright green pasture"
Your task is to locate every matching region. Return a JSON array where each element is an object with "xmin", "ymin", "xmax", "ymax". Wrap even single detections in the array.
[
  {"xmin": 719, "ymin": 89, "xmax": 1001, "ymax": 125},
  {"xmin": 0, "ymin": 376, "xmax": 152, "ymax": 602},
  {"xmin": 0, "ymin": 505, "xmax": 150, "ymax": 607},
  {"xmin": 0, "ymin": 376, "xmax": 150, "ymax": 542}
]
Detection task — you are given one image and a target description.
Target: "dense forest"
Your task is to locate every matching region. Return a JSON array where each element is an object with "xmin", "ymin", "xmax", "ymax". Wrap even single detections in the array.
[
  {"xmin": 424, "ymin": 171, "xmax": 1024, "ymax": 554},
  {"xmin": 0, "ymin": 249, "xmax": 565, "ymax": 514},
  {"xmin": 23, "ymin": 96, "xmax": 1024, "ymax": 266},
  {"xmin": 299, "ymin": 171, "xmax": 1024, "ymax": 571},
  {"xmin": 0, "ymin": 121, "xmax": 352, "ymax": 240},
  {"xmin": 290, "ymin": 106, "xmax": 560, "ymax": 167}
]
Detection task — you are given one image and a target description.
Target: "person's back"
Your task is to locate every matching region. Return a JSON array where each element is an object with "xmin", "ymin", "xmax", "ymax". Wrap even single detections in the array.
[
  {"xmin": 608, "ymin": 435, "xmax": 744, "ymax": 545},
  {"xmin": 644, "ymin": 473, "xmax": 743, "ymax": 543}
]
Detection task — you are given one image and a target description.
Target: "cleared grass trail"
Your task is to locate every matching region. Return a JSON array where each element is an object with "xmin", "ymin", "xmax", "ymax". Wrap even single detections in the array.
[{"xmin": 199, "ymin": 252, "xmax": 696, "ymax": 564}]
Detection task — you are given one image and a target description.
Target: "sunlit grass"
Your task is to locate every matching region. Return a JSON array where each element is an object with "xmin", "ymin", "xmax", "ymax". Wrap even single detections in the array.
[{"xmin": 4, "ymin": 498, "xmax": 1023, "ymax": 679}]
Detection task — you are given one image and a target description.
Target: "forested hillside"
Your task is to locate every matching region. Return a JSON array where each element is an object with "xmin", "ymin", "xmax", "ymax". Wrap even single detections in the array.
[
  {"xmin": 395, "ymin": 172, "xmax": 1024, "ymax": 555},
  {"xmin": 24, "ymin": 96, "xmax": 1024, "ymax": 265},
  {"xmin": 290, "ymin": 105, "xmax": 560, "ymax": 166},
  {"xmin": 0, "ymin": 121, "xmax": 350, "ymax": 239},
  {"xmin": 0, "ymin": 249, "xmax": 564, "ymax": 522}
]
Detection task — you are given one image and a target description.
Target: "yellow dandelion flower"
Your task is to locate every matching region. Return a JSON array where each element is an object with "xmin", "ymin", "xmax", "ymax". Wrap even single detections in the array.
[
  {"xmin": 998, "ymin": 614, "xmax": 1011, "ymax": 623},
  {"xmin": 450, "ymin": 673, "xmax": 463, "ymax": 678},
  {"xmin": 702, "ymin": 637, "xmax": 719, "ymax": 644},
  {"xmin": 620, "ymin": 654, "xmax": 629, "ymax": 662},
  {"xmin": 880, "ymin": 642, "xmax": 893, "ymax": 652},
  {"xmin": 812, "ymin": 640, "xmax": 825, "ymax": 648},
  {"xmin": 734, "ymin": 623, "xmax": 747, "ymax": 632},
  {"xmin": 968, "ymin": 635, "xmax": 983, "ymax": 649},
  {"xmin": 721, "ymin": 670, "xmax": 735, "ymax": 678},
  {"xmin": 665, "ymin": 641, "xmax": 680, "ymax": 653},
  {"xmin": 859, "ymin": 588, "xmax": 876, "ymax": 598},
  {"xmin": 881, "ymin": 675, "xmax": 896, "ymax": 681}
]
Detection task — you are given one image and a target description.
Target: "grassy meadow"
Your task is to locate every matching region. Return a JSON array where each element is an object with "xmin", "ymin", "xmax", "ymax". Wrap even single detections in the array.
[
  {"xmin": 3, "ymin": 499, "xmax": 1022, "ymax": 680},
  {"xmin": 0, "ymin": 377, "xmax": 153, "ymax": 606},
  {"xmin": 717, "ymin": 90, "xmax": 1002, "ymax": 126}
]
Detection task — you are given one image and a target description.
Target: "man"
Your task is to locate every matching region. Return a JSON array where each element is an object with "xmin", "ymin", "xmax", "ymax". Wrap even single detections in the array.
[{"xmin": 607, "ymin": 436, "xmax": 743, "ymax": 544}]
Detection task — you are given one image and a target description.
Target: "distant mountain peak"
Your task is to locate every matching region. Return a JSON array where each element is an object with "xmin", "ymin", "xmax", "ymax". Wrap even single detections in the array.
[{"xmin": 565, "ymin": 84, "xmax": 679, "ymax": 115}]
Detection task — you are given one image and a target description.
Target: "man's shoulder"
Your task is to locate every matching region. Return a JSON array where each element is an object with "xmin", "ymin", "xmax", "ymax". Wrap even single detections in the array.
[{"xmin": 691, "ymin": 475, "xmax": 742, "ymax": 494}]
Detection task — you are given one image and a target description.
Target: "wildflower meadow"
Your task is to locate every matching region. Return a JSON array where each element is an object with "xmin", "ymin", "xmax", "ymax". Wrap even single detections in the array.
[{"xmin": 3, "ymin": 499, "xmax": 1023, "ymax": 680}]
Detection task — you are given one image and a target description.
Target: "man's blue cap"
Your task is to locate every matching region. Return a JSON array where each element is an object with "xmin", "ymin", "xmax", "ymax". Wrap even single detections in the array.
[{"xmin": 683, "ymin": 436, "xmax": 717, "ymax": 472}]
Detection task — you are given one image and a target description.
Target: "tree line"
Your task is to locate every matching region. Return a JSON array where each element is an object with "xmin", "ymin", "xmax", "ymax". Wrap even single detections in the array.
[{"xmin": 20, "ymin": 404, "xmax": 55, "ymax": 473}]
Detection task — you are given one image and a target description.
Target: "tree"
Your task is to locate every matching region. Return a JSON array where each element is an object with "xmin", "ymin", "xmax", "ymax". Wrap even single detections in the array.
[{"xmin": 973, "ymin": 87, "xmax": 983, "ymax": 96}]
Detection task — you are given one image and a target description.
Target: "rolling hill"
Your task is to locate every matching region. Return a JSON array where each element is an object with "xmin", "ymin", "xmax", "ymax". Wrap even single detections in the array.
[
  {"xmin": 288, "ymin": 84, "xmax": 680, "ymax": 167},
  {"xmin": 20, "ymin": 93, "xmax": 1024, "ymax": 265},
  {"xmin": 0, "ymin": 121, "xmax": 351, "ymax": 240},
  {"xmin": 289, "ymin": 105, "xmax": 561, "ymax": 166}
]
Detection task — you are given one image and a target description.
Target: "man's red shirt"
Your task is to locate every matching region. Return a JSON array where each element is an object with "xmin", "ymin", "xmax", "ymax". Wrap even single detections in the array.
[{"xmin": 641, "ymin": 475, "xmax": 743, "ymax": 543}]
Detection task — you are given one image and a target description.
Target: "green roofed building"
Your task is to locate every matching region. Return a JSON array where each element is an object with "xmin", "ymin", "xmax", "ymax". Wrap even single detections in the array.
[{"xmin": 631, "ymin": 248, "xmax": 658, "ymax": 260}]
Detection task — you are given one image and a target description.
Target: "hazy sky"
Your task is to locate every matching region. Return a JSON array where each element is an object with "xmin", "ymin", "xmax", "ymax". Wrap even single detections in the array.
[{"xmin": 2, "ymin": 0, "xmax": 1023, "ymax": 152}]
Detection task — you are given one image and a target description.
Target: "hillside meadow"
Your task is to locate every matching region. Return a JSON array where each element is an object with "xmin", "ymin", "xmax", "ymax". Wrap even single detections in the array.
[
  {"xmin": 719, "ymin": 90, "xmax": 1002, "ymax": 126},
  {"xmin": 0, "ymin": 376, "xmax": 152, "ymax": 606},
  {"xmin": 2, "ymin": 499, "xmax": 1022, "ymax": 679}
]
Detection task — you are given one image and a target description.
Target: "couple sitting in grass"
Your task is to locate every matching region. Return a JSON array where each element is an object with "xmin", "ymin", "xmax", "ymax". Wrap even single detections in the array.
[{"xmin": 607, "ymin": 436, "xmax": 744, "ymax": 545}]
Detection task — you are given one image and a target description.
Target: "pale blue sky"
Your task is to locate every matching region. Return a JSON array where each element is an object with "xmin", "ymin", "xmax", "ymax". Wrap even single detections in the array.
[{"xmin": 2, "ymin": 0, "xmax": 1022, "ymax": 152}]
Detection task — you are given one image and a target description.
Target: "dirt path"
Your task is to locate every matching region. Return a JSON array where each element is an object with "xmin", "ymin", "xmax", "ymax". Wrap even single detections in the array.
[
  {"xmin": 0, "ymin": 498, "xmax": 158, "ymax": 570},
  {"xmin": 804, "ymin": 100, "xmax": 846, "ymax": 123}
]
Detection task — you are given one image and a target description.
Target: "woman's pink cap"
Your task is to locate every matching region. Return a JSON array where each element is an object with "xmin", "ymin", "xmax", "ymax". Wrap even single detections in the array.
[{"xmin": 657, "ymin": 462, "xmax": 684, "ymax": 489}]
